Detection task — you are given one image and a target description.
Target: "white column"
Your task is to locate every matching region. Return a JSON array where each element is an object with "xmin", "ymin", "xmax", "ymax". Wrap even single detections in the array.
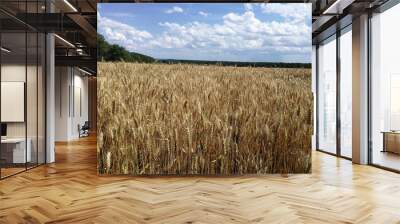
[
  {"xmin": 46, "ymin": 32, "xmax": 55, "ymax": 163},
  {"xmin": 352, "ymin": 14, "xmax": 369, "ymax": 164}
]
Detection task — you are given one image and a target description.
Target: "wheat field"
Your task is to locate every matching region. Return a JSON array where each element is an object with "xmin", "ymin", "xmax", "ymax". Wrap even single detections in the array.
[{"xmin": 97, "ymin": 62, "xmax": 312, "ymax": 175}]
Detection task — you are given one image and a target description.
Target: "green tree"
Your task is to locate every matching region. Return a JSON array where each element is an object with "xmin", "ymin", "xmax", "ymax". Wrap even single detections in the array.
[
  {"xmin": 97, "ymin": 34, "xmax": 110, "ymax": 61},
  {"xmin": 97, "ymin": 33, "xmax": 155, "ymax": 63}
]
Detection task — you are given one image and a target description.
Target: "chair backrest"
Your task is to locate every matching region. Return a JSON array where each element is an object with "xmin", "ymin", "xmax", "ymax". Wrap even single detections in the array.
[{"xmin": 82, "ymin": 121, "xmax": 90, "ymax": 129}]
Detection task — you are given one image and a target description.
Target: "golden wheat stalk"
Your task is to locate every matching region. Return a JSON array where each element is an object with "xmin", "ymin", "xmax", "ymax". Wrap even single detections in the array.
[{"xmin": 97, "ymin": 62, "xmax": 312, "ymax": 175}]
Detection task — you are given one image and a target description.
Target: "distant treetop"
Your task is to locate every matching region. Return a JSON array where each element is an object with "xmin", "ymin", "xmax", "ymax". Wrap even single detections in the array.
[{"xmin": 97, "ymin": 34, "xmax": 156, "ymax": 63}]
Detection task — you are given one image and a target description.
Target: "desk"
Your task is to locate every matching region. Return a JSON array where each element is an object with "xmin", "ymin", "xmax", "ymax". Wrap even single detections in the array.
[
  {"xmin": 1, "ymin": 138, "xmax": 31, "ymax": 164},
  {"xmin": 382, "ymin": 131, "xmax": 400, "ymax": 154}
]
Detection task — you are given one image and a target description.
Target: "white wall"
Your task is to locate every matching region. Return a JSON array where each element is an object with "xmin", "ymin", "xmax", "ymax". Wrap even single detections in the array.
[
  {"xmin": 1, "ymin": 65, "xmax": 36, "ymax": 137},
  {"xmin": 1, "ymin": 64, "xmax": 25, "ymax": 81},
  {"xmin": 1, "ymin": 65, "xmax": 26, "ymax": 140},
  {"xmin": 1, "ymin": 63, "xmax": 46, "ymax": 164},
  {"xmin": 55, "ymin": 67, "xmax": 89, "ymax": 141},
  {"xmin": 71, "ymin": 72, "xmax": 89, "ymax": 138},
  {"xmin": 55, "ymin": 66, "xmax": 70, "ymax": 141}
]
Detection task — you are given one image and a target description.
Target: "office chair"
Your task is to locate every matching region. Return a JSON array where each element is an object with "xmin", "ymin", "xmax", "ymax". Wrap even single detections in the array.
[{"xmin": 79, "ymin": 121, "xmax": 90, "ymax": 138}]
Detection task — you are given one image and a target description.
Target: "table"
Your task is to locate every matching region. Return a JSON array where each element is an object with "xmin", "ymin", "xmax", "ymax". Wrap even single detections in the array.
[{"xmin": 381, "ymin": 131, "xmax": 400, "ymax": 154}]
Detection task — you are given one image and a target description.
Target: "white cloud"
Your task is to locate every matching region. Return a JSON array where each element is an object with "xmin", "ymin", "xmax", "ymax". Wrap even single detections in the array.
[
  {"xmin": 151, "ymin": 11, "xmax": 310, "ymax": 52},
  {"xmin": 97, "ymin": 7, "xmax": 311, "ymax": 62},
  {"xmin": 165, "ymin": 6, "xmax": 184, "ymax": 14},
  {"xmin": 199, "ymin": 11, "xmax": 209, "ymax": 17},
  {"xmin": 244, "ymin": 3, "xmax": 253, "ymax": 11},
  {"xmin": 260, "ymin": 3, "xmax": 311, "ymax": 23},
  {"xmin": 97, "ymin": 13, "xmax": 153, "ymax": 50},
  {"xmin": 105, "ymin": 12, "xmax": 135, "ymax": 18}
]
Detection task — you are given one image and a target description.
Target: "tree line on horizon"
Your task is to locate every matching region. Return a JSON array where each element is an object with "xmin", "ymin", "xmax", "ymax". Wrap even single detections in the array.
[{"xmin": 97, "ymin": 34, "xmax": 311, "ymax": 68}]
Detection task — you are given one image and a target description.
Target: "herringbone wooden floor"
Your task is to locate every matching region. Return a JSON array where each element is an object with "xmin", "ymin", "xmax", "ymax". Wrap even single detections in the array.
[{"xmin": 1, "ymin": 135, "xmax": 400, "ymax": 224}]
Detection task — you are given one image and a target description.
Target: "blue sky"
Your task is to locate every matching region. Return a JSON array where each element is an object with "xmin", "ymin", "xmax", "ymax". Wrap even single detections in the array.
[{"xmin": 98, "ymin": 3, "xmax": 311, "ymax": 63}]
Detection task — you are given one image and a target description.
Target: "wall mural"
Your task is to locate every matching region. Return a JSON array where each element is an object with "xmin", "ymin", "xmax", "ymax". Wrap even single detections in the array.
[{"xmin": 97, "ymin": 3, "xmax": 313, "ymax": 175}]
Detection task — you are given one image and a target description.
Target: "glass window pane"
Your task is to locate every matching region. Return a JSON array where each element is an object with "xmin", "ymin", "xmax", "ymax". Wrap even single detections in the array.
[
  {"xmin": 340, "ymin": 28, "xmax": 352, "ymax": 158},
  {"xmin": 1, "ymin": 31, "xmax": 27, "ymax": 177},
  {"xmin": 318, "ymin": 36, "xmax": 337, "ymax": 154},
  {"xmin": 0, "ymin": 0, "xmax": 46, "ymax": 179},
  {"xmin": 371, "ymin": 3, "xmax": 400, "ymax": 171}
]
